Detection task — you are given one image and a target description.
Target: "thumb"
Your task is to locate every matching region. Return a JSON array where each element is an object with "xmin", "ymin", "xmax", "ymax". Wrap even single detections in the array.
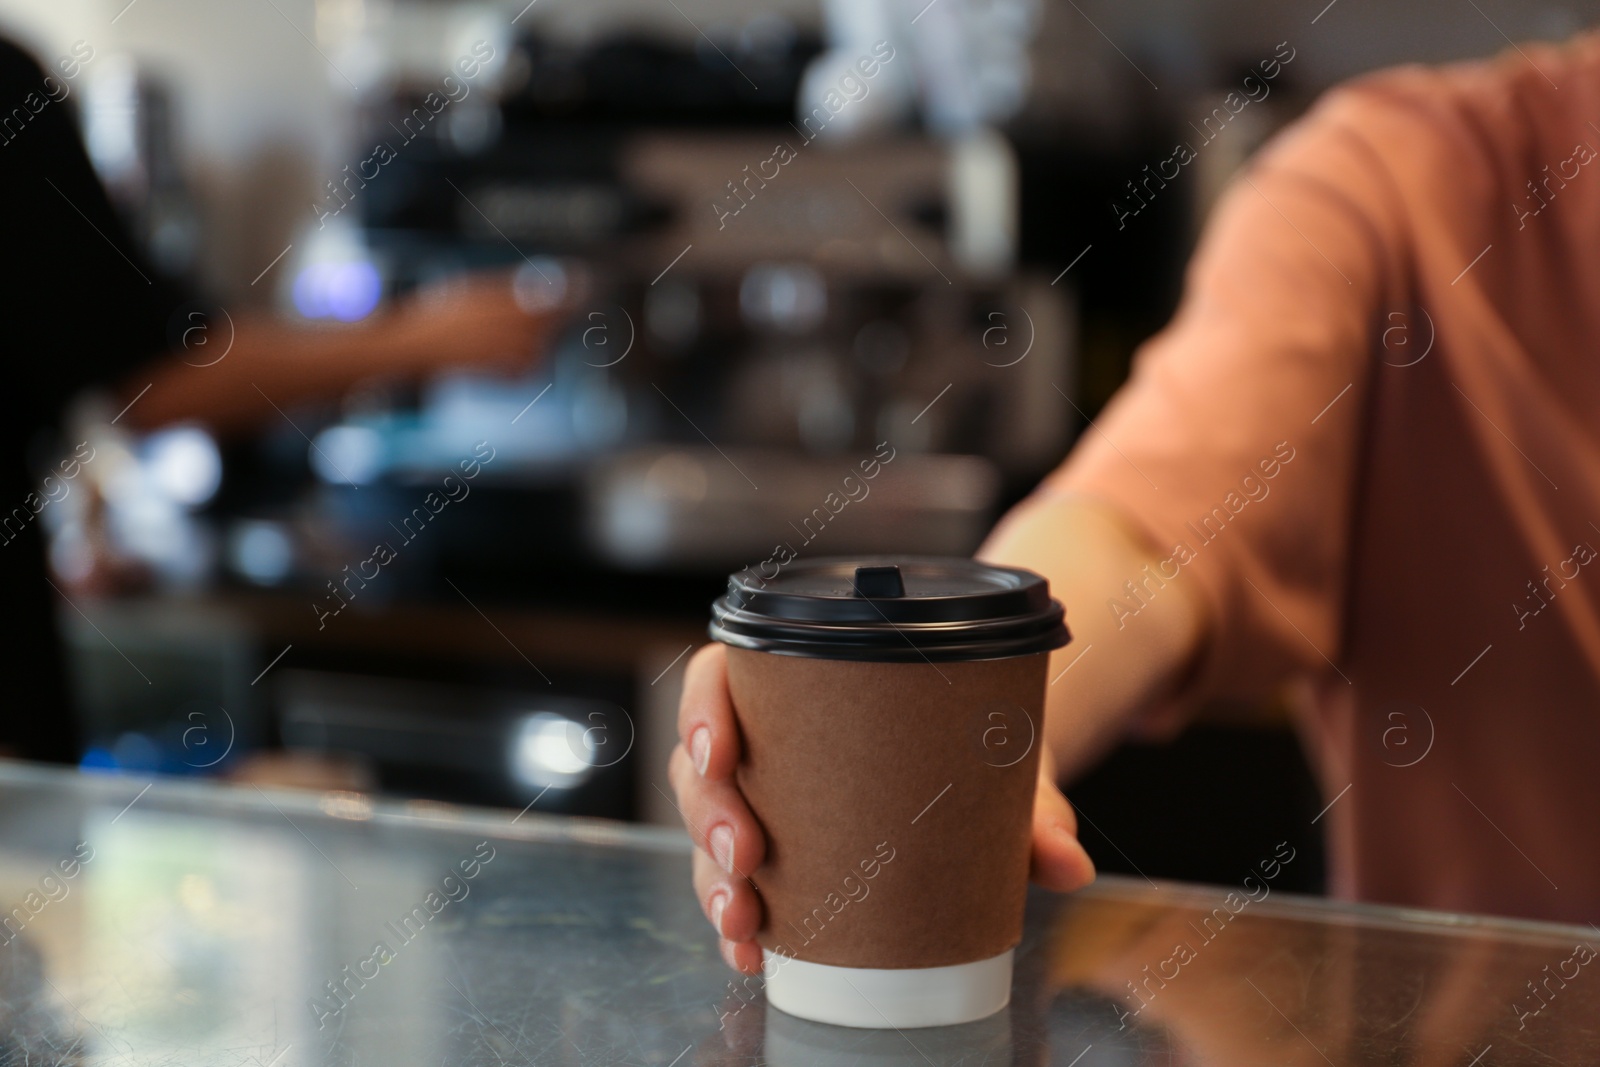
[{"xmin": 1030, "ymin": 766, "xmax": 1097, "ymax": 893}]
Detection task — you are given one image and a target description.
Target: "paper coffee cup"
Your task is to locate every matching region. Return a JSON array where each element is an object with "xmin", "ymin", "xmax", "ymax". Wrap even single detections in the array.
[{"xmin": 710, "ymin": 557, "xmax": 1069, "ymax": 1028}]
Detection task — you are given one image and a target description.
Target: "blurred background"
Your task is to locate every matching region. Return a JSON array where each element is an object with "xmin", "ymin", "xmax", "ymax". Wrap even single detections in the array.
[{"xmin": 3, "ymin": 0, "xmax": 1595, "ymax": 894}]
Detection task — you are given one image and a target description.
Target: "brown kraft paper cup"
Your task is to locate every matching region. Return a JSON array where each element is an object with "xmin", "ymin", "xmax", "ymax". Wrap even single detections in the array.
[{"xmin": 727, "ymin": 647, "xmax": 1049, "ymax": 970}]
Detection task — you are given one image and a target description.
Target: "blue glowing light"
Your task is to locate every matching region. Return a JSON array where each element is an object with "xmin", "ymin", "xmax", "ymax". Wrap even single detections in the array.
[{"xmin": 292, "ymin": 260, "xmax": 382, "ymax": 321}]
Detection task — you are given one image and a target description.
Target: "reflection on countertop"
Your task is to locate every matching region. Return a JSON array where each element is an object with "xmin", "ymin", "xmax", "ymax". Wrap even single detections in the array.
[{"xmin": 0, "ymin": 760, "xmax": 1591, "ymax": 1065}]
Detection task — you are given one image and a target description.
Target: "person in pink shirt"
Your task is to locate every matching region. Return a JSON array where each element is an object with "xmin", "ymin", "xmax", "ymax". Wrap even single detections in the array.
[{"xmin": 670, "ymin": 32, "xmax": 1600, "ymax": 971}]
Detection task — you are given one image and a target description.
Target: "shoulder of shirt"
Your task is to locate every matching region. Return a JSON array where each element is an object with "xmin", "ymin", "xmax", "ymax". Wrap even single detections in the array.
[
  {"xmin": 1247, "ymin": 31, "xmax": 1600, "ymax": 209},
  {"xmin": 1292, "ymin": 33, "xmax": 1600, "ymax": 155}
]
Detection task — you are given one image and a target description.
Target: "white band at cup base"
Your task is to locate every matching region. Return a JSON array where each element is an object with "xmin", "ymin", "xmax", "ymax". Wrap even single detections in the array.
[{"xmin": 761, "ymin": 948, "xmax": 1013, "ymax": 1029}]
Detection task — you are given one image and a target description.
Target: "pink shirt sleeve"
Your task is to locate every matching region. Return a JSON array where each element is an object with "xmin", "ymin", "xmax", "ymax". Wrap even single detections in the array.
[
  {"xmin": 1043, "ymin": 78, "xmax": 1422, "ymax": 706},
  {"xmin": 1030, "ymin": 32, "xmax": 1600, "ymax": 921}
]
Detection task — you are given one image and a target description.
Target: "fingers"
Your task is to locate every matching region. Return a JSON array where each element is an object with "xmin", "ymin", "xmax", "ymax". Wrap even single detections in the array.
[
  {"xmin": 691, "ymin": 849, "xmax": 764, "ymax": 943},
  {"xmin": 1030, "ymin": 771, "xmax": 1097, "ymax": 893},
  {"xmin": 677, "ymin": 644, "xmax": 740, "ymax": 781},
  {"xmin": 692, "ymin": 833, "xmax": 765, "ymax": 977},
  {"xmin": 671, "ymin": 644, "xmax": 757, "ymax": 873},
  {"xmin": 672, "ymin": 643, "xmax": 767, "ymax": 975},
  {"xmin": 668, "ymin": 743, "xmax": 766, "ymax": 876},
  {"xmin": 721, "ymin": 938, "xmax": 764, "ymax": 975}
]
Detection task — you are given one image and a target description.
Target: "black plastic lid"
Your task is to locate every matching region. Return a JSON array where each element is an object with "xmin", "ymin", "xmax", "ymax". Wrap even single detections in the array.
[{"xmin": 709, "ymin": 556, "xmax": 1070, "ymax": 662}]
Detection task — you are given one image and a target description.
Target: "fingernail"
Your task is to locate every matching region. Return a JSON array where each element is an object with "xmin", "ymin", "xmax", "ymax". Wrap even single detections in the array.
[
  {"xmin": 690, "ymin": 726, "xmax": 711, "ymax": 776},
  {"xmin": 709, "ymin": 890, "xmax": 728, "ymax": 936},
  {"xmin": 709, "ymin": 823, "xmax": 734, "ymax": 873},
  {"xmin": 719, "ymin": 938, "xmax": 739, "ymax": 970}
]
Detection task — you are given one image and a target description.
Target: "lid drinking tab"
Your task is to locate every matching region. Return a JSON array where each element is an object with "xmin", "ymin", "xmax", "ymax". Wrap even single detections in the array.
[{"xmin": 852, "ymin": 565, "xmax": 906, "ymax": 598}]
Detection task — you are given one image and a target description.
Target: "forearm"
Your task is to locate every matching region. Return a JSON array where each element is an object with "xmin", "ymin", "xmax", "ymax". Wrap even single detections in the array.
[
  {"xmin": 978, "ymin": 492, "xmax": 1209, "ymax": 782},
  {"xmin": 125, "ymin": 313, "xmax": 426, "ymax": 436},
  {"xmin": 121, "ymin": 271, "xmax": 571, "ymax": 436}
]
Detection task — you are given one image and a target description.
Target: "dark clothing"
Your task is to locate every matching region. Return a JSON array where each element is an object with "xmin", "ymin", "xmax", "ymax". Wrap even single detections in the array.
[{"xmin": 1, "ymin": 37, "xmax": 183, "ymax": 760}]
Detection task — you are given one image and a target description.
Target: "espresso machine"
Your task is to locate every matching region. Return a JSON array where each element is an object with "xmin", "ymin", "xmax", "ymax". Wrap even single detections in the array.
[{"xmin": 338, "ymin": 11, "xmax": 1075, "ymax": 577}]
